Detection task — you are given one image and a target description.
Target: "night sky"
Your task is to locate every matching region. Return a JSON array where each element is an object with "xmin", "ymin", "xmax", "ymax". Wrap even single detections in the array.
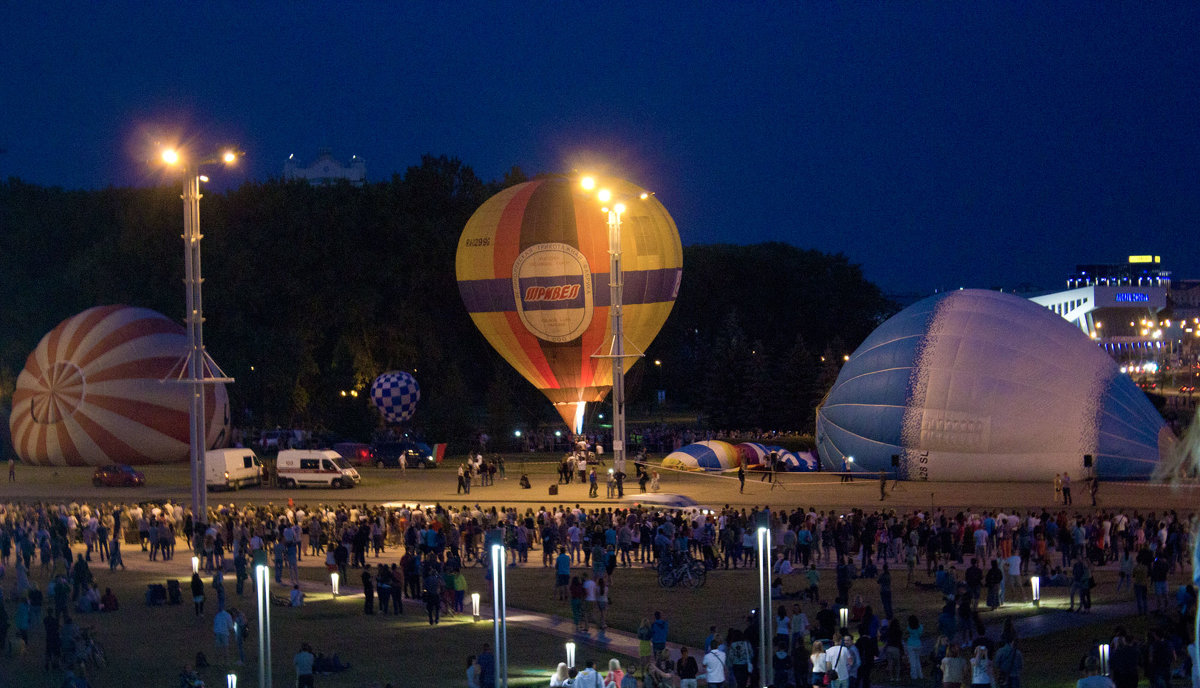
[{"xmin": 3, "ymin": 4, "xmax": 1197, "ymax": 294}]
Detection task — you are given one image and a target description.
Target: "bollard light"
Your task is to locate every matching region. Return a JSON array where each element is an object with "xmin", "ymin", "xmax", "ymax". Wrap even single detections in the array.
[
  {"xmin": 839, "ymin": 607, "xmax": 849, "ymax": 630},
  {"xmin": 331, "ymin": 572, "xmax": 340, "ymax": 597},
  {"xmin": 227, "ymin": 673, "xmax": 237, "ymax": 688},
  {"xmin": 1030, "ymin": 576, "xmax": 1040, "ymax": 607},
  {"xmin": 472, "ymin": 592, "xmax": 481, "ymax": 622},
  {"xmin": 566, "ymin": 641, "xmax": 576, "ymax": 669},
  {"xmin": 1099, "ymin": 643, "xmax": 1110, "ymax": 676},
  {"xmin": 192, "ymin": 556, "xmax": 200, "ymax": 574},
  {"xmin": 255, "ymin": 563, "xmax": 272, "ymax": 688}
]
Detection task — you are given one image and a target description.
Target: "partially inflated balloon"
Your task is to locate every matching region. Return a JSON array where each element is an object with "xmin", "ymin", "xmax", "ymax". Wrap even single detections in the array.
[
  {"xmin": 9, "ymin": 305, "xmax": 230, "ymax": 466},
  {"xmin": 456, "ymin": 175, "xmax": 682, "ymax": 428}
]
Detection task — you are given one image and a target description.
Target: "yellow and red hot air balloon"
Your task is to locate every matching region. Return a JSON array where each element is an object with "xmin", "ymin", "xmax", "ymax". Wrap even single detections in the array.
[
  {"xmin": 456, "ymin": 174, "xmax": 682, "ymax": 431},
  {"xmin": 9, "ymin": 305, "xmax": 230, "ymax": 466}
]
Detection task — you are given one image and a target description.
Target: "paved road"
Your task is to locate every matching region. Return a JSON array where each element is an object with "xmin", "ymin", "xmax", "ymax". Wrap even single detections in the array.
[{"xmin": 6, "ymin": 462, "xmax": 1199, "ymax": 513}]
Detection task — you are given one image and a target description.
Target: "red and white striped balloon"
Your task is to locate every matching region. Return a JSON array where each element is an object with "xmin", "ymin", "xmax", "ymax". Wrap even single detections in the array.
[{"xmin": 9, "ymin": 305, "xmax": 230, "ymax": 466}]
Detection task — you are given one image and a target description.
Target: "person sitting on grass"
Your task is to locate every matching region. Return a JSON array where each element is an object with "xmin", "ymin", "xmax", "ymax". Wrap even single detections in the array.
[
  {"xmin": 178, "ymin": 665, "xmax": 205, "ymax": 688},
  {"xmin": 99, "ymin": 588, "xmax": 118, "ymax": 612}
]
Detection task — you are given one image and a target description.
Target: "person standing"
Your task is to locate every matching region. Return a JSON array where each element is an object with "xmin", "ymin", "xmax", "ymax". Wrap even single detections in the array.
[
  {"xmin": 702, "ymin": 643, "xmax": 728, "ymax": 688},
  {"xmin": 678, "ymin": 646, "xmax": 700, "ymax": 688},
  {"xmin": 738, "ymin": 464, "xmax": 745, "ymax": 493},
  {"xmin": 361, "ymin": 569, "xmax": 374, "ymax": 615},
  {"xmin": 824, "ymin": 633, "xmax": 855, "ymax": 688},
  {"xmin": 1061, "ymin": 473, "xmax": 1072, "ymax": 506},
  {"xmin": 650, "ymin": 610, "xmax": 669, "ymax": 658},
  {"xmin": 1053, "ymin": 474, "xmax": 1062, "ymax": 504},
  {"xmin": 213, "ymin": 606, "xmax": 234, "ymax": 665},
  {"xmin": 8, "ymin": 457, "xmax": 14, "ymax": 482},
  {"xmin": 993, "ymin": 639, "xmax": 1023, "ymax": 688},
  {"xmin": 294, "ymin": 643, "xmax": 316, "ymax": 688}
]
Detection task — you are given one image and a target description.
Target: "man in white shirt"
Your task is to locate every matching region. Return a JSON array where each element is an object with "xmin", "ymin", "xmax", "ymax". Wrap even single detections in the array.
[
  {"xmin": 824, "ymin": 634, "xmax": 856, "ymax": 688},
  {"xmin": 702, "ymin": 646, "xmax": 727, "ymax": 687}
]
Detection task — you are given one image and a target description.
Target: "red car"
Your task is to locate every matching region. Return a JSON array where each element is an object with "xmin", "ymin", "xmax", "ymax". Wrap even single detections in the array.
[{"xmin": 92, "ymin": 464, "xmax": 145, "ymax": 487}]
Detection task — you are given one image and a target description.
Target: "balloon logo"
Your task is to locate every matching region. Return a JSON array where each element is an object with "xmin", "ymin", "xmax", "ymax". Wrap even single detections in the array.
[
  {"xmin": 456, "ymin": 175, "xmax": 682, "ymax": 430},
  {"xmin": 9, "ymin": 305, "xmax": 230, "ymax": 466},
  {"xmin": 370, "ymin": 371, "xmax": 420, "ymax": 424}
]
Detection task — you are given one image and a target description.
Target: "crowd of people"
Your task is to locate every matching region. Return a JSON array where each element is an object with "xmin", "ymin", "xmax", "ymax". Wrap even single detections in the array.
[{"xmin": 0, "ymin": 493, "xmax": 1195, "ymax": 687}]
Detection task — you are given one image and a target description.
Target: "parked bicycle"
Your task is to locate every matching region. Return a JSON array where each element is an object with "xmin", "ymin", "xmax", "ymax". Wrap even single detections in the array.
[{"xmin": 657, "ymin": 554, "xmax": 707, "ymax": 588}]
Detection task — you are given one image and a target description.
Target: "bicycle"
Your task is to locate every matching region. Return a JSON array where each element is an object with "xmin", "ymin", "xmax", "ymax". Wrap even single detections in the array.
[{"xmin": 657, "ymin": 555, "xmax": 707, "ymax": 588}]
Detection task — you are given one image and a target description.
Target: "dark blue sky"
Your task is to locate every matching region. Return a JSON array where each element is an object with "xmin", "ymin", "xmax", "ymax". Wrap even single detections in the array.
[{"xmin": 3, "ymin": 4, "xmax": 1197, "ymax": 294}]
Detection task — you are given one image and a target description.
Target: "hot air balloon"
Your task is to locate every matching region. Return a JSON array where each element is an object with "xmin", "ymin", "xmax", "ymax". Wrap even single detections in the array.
[
  {"xmin": 456, "ymin": 174, "xmax": 682, "ymax": 431},
  {"xmin": 370, "ymin": 371, "xmax": 420, "ymax": 424},
  {"xmin": 662, "ymin": 441, "xmax": 740, "ymax": 472},
  {"xmin": 815, "ymin": 290, "xmax": 1173, "ymax": 481},
  {"xmin": 735, "ymin": 442, "xmax": 769, "ymax": 468},
  {"xmin": 9, "ymin": 305, "xmax": 230, "ymax": 466}
]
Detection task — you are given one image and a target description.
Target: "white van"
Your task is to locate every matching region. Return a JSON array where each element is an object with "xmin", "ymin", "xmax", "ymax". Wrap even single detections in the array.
[
  {"xmin": 206, "ymin": 448, "xmax": 264, "ymax": 490},
  {"xmin": 276, "ymin": 449, "xmax": 361, "ymax": 489}
]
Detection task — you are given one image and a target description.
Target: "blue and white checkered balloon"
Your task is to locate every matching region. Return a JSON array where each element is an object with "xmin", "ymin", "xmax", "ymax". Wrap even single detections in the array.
[{"xmin": 370, "ymin": 371, "xmax": 420, "ymax": 424}]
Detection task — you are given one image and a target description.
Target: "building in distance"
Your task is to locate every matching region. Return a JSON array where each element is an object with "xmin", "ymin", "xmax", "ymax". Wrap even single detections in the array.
[{"xmin": 283, "ymin": 148, "xmax": 365, "ymax": 186}]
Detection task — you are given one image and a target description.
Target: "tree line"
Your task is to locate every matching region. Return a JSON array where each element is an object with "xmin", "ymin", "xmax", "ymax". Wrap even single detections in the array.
[{"xmin": 0, "ymin": 157, "xmax": 895, "ymax": 457}]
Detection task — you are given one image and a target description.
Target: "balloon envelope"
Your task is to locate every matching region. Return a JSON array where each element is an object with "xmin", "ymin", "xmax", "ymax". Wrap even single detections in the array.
[
  {"xmin": 736, "ymin": 442, "xmax": 769, "ymax": 467},
  {"xmin": 456, "ymin": 175, "xmax": 682, "ymax": 428},
  {"xmin": 815, "ymin": 289, "xmax": 1171, "ymax": 481},
  {"xmin": 662, "ymin": 440, "xmax": 740, "ymax": 472},
  {"xmin": 370, "ymin": 371, "xmax": 420, "ymax": 423},
  {"xmin": 9, "ymin": 305, "xmax": 230, "ymax": 466}
]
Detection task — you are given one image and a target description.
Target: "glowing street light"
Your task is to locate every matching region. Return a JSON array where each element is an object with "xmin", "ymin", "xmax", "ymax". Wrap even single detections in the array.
[
  {"xmin": 330, "ymin": 572, "xmax": 340, "ymax": 597},
  {"xmin": 1030, "ymin": 576, "xmax": 1040, "ymax": 607},
  {"xmin": 227, "ymin": 673, "xmax": 237, "ymax": 688},
  {"xmin": 192, "ymin": 556, "xmax": 200, "ymax": 574},
  {"xmin": 471, "ymin": 592, "xmax": 481, "ymax": 622},
  {"xmin": 1099, "ymin": 643, "xmax": 1110, "ymax": 676},
  {"xmin": 158, "ymin": 143, "xmax": 239, "ymax": 543},
  {"xmin": 565, "ymin": 641, "xmax": 576, "ymax": 668}
]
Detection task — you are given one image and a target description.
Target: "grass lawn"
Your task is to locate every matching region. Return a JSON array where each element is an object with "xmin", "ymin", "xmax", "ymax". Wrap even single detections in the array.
[{"xmin": 1, "ymin": 564, "xmax": 636, "ymax": 688}]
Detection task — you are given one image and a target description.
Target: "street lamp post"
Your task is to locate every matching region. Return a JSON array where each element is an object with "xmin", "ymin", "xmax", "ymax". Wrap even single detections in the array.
[
  {"xmin": 488, "ymin": 530, "xmax": 508, "ymax": 688},
  {"xmin": 581, "ymin": 176, "xmax": 647, "ymax": 477},
  {"xmin": 756, "ymin": 511, "xmax": 772, "ymax": 688},
  {"xmin": 254, "ymin": 561, "xmax": 272, "ymax": 688},
  {"xmin": 161, "ymin": 146, "xmax": 238, "ymax": 540}
]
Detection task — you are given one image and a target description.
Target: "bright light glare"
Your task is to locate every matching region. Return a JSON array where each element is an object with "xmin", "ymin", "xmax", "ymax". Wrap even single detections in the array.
[
  {"xmin": 597, "ymin": 189, "xmax": 612, "ymax": 203},
  {"xmin": 580, "ymin": 176, "xmax": 595, "ymax": 190},
  {"xmin": 613, "ymin": 202, "xmax": 625, "ymax": 214},
  {"xmin": 161, "ymin": 149, "xmax": 180, "ymax": 165},
  {"xmin": 640, "ymin": 192, "xmax": 649, "ymax": 200},
  {"xmin": 223, "ymin": 151, "xmax": 237, "ymax": 164}
]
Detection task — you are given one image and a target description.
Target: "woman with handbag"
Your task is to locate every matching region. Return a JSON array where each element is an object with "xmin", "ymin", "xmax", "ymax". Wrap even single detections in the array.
[{"xmin": 809, "ymin": 641, "xmax": 828, "ymax": 688}]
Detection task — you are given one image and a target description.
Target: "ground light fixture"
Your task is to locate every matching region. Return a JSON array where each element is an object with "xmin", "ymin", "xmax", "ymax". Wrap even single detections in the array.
[
  {"xmin": 330, "ymin": 572, "xmax": 339, "ymax": 597},
  {"xmin": 227, "ymin": 673, "xmax": 237, "ymax": 688},
  {"xmin": 565, "ymin": 641, "xmax": 576, "ymax": 668},
  {"xmin": 1099, "ymin": 643, "xmax": 1110, "ymax": 676},
  {"xmin": 839, "ymin": 607, "xmax": 849, "ymax": 630},
  {"xmin": 472, "ymin": 592, "xmax": 481, "ymax": 622},
  {"xmin": 192, "ymin": 556, "xmax": 199, "ymax": 574},
  {"xmin": 1030, "ymin": 576, "xmax": 1040, "ymax": 607}
]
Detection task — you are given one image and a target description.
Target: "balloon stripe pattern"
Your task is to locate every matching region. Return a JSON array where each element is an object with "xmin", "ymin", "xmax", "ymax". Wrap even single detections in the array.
[
  {"xmin": 9, "ymin": 305, "xmax": 230, "ymax": 466},
  {"xmin": 369, "ymin": 371, "xmax": 420, "ymax": 424},
  {"xmin": 662, "ymin": 441, "xmax": 741, "ymax": 472},
  {"xmin": 457, "ymin": 175, "xmax": 682, "ymax": 427}
]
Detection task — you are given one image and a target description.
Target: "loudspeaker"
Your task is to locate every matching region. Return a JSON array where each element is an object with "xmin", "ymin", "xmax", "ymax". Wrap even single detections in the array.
[
  {"xmin": 1083, "ymin": 454, "xmax": 1093, "ymax": 468},
  {"xmin": 891, "ymin": 454, "xmax": 900, "ymax": 467}
]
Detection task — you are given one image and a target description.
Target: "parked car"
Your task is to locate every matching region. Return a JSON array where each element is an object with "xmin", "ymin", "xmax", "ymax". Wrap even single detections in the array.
[
  {"xmin": 92, "ymin": 464, "xmax": 145, "ymax": 487},
  {"xmin": 371, "ymin": 441, "xmax": 437, "ymax": 469},
  {"xmin": 333, "ymin": 442, "xmax": 374, "ymax": 467}
]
